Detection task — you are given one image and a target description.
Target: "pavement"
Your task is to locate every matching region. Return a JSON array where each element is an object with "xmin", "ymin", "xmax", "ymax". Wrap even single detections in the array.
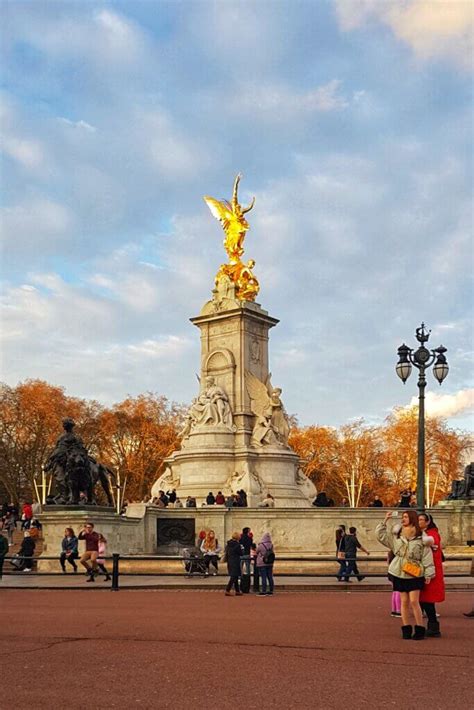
[
  {"xmin": 1, "ymin": 571, "xmax": 473, "ymax": 591},
  {"xmin": 1, "ymin": 589, "xmax": 472, "ymax": 709}
]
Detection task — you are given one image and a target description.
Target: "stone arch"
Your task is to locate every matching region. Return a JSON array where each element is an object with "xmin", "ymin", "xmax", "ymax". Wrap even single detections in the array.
[{"xmin": 204, "ymin": 349, "xmax": 236, "ymax": 409}]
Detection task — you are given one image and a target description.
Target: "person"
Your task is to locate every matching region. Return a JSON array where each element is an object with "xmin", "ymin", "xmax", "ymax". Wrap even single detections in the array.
[
  {"xmin": 96, "ymin": 534, "xmax": 111, "ymax": 581},
  {"xmin": 174, "ymin": 497, "xmax": 183, "ymax": 508},
  {"xmin": 60, "ymin": 527, "xmax": 79, "ymax": 573},
  {"xmin": 370, "ymin": 495, "xmax": 383, "ymax": 507},
  {"xmin": 376, "ymin": 511, "xmax": 435, "ymax": 640},
  {"xmin": 313, "ymin": 491, "xmax": 329, "ymax": 507},
  {"xmin": 206, "ymin": 491, "xmax": 216, "ymax": 506},
  {"xmin": 258, "ymin": 493, "xmax": 275, "ymax": 508},
  {"xmin": 78, "ymin": 522, "xmax": 100, "ymax": 582},
  {"xmin": 21, "ymin": 502, "xmax": 33, "ymax": 530},
  {"xmin": 343, "ymin": 526, "xmax": 370, "ymax": 582},
  {"xmin": 18, "ymin": 531, "xmax": 36, "ymax": 572},
  {"xmin": 336, "ymin": 525, "xmax": 347, "ymax": 582},
  {"xmin": 225, "ymin": 495, "xmax": 234, "ymax": 508},
  {"xmin": 186, "ymin": 496, "xmax": 197, "ymax": 508},
  {"xmin": 200, "ymin": 530, "xmax": 221, "ymax": 575},
  {"xmin": 215, "ymin": 491, "xmax": 225, "ymax": 505},
  {"xmin": 0, "ymin": 529, "xmax": 8, "ymax": 579},
  {"xmin": 398, "ymin": 489, "xmax": 412, "ymax": 508},
  {"xmin": 419, "ymin": 513, "xmax": 445, "ymax": 637},
  {"xmin": 239, "ymin": 527, "xmax": 253, "ymax": 576},
  {"xmin": 340, "ymin": 498, "xmax": 349, "ymax": 507},
  {"xmin": 158, "ymin": 490, "xmax": 169, "ymax": 507},
  {"xmin": 256, "ymin": 532, "xmax": 275, "ymax": 596},
  {"xmin": 238, "ymin": 489, "xmax": 248, "ymax": 507},
  {"xmin": 4, "ymin": 512, "xmax": 15, "ymax": 546},
  {"xmin": 224, "ymin": 531, "xmax": 243, "ymax": 596}
]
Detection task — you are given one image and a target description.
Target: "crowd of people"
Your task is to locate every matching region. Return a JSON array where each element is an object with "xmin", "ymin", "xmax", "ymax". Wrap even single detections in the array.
[{"xmin": 196, "ymin": 526, "xmax": 275, "ymax": 596}]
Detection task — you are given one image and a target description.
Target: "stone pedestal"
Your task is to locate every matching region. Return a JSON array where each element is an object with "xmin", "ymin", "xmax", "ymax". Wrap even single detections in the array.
[{"xmin": 152, "ymin": 291, "xmax": 315, "ymax": 507}]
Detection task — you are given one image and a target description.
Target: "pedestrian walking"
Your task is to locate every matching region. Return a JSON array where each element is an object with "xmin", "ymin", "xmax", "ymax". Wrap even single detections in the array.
[
  {"xmin": 18, "ymin": 531, "xmax": 36, "ymax": 572},
  {"xmin": 60, "ymin": 527, "xmax": 79, "ymax": 573},
  {"xmin": 343, "ymin": 526, "xmax": 370, "ymax": 582},
  {"xmin": 256, "ymin": 532, "xmax": 275, "ymax": 596},
  {"xmin": 336, "ymin": 525, "xmax": 347, "ymax": 582},
  {"xmin": 419, "ymin": 513, "xmax": 445, "ymax": 637},
  {"xmin": 376, "ymin": 511, "xmax": 434, "ymax": 640},
  {"xmin": 224, "ymin": 532, "xmax": 243, "ymax": 596},
  {"xmin": 78, "ymin": 522, "xmax": 100, "ymax": 582}
]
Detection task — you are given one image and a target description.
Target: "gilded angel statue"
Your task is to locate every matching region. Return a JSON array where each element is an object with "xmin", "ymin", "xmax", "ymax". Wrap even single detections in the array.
[
  {"xmin": 204, "ymin": 173, "xmax": 255, "ymax": 263},
  {"xmin": 245, "ymin": 371, "xmax": 290, "ymax": 447}
]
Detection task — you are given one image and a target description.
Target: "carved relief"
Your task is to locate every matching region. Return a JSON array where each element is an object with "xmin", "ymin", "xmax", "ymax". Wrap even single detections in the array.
[
  {"xmin": 179, "ymin": 375, "xmax": 235, "ymax": 440},
  {"xmin": 250, "ymin": 338, "xmax": 260, "ymax": 363},
  {"xmin": 245, "ymin": 371, "xmax": 290, "ymax": 448}
]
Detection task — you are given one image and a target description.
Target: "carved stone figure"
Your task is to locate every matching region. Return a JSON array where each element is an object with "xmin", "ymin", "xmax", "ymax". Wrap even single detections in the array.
[
  {"xmin": 44, "ymin": 418, "xmax": 92, "ymax": 504},
  {"xmin": 447, "ymin": 463, "xmax": 474, "ymax": 500},
  {"xmin": 245, "ymin": 371, "xmax": 290, "ymax": 448},
  {"xmin": 180, "ymin": 376, "xmax": 234, "ymax": 438},
  {"xmin": 227, "ymin": 463, "xmax": 263, "ymax": 496},
  {"xmin": 295, "ymin": 466, "xmax": 317, "ymax": 500},
  {"xmin": 45, "ymin": 418, "xmax": 116, "ymax": 506}
]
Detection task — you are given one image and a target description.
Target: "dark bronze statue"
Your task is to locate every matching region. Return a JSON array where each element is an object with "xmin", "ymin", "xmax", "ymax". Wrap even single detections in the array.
[
  {"xmin": 45, "ymin": 418, "xmax": 116, "ymax": 506},
  {"xmin": 447, "ymin": 462, "xmax": 474, "ymax": 500}
]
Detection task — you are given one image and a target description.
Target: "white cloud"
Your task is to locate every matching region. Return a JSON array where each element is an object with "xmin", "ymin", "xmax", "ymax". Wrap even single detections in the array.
[
  {"xmin": 58, "ymin": 117, "xmax": 96, "ymax": 132},
  {"xmin": 408, "ymin": 388, "xmax": 474, "ymax": 419},
  {"xmin": 227, "ymin": 79, "xmax": 349, "ymax": 122},
  {"xmin": 335, "ymin": 0, "xmax": 473, "ymax": 70}
]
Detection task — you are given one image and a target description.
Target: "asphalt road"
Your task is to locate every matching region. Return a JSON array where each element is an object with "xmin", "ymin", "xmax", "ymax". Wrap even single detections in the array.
[{"xmin": 1, "ymin": 590, "xmax": 472, "ymax": 709}]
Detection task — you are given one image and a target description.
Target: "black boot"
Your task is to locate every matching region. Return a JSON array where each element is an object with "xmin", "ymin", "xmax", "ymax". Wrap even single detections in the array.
[
  {"xmin": 401, "ymin": 625, "xmax": 413, "ymax": 639},
  {"xmin": 426, "ymin": 620, "xmax": 441, "ymax": 637},
  {"xmin": 412, "ymin": 625, "xmax": 425, "ymax": 640}
]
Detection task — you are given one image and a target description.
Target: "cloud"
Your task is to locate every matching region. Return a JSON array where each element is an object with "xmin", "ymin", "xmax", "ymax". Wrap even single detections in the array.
[
  {"xmin": 335, "ymin": 0, "xmax": 473, "ymax": 70},
  {"xmin": 225, "ymin": 79, "xmax": 350, "ymax": 122},
  {"xmin": 408, "ymin": 388, "xmax": 474, "ymax": 419}
]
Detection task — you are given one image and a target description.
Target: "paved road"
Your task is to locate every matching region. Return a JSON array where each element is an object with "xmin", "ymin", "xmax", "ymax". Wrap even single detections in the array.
[{"xmin": 1, "ymin": 590, "xmax": 472, "ymax": 709}]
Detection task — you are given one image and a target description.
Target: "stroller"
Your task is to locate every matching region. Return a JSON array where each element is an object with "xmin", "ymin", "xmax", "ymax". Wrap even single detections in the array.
[{"xmin": 182, "ymin": 547, "xmax": 207, "ymax": 577}]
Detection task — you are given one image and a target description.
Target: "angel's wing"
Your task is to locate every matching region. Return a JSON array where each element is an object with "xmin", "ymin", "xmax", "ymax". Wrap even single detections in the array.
[
  {"xmin": 203, "ymin": 196, "xmax": 234, "ymax": 230},
  {"xmin": 265, "ymin": 372, "xmax": 273, "ymax": 397},
  {"xmin": 245, "ymin": 371, "xmax": 271, "ymax": 417}
]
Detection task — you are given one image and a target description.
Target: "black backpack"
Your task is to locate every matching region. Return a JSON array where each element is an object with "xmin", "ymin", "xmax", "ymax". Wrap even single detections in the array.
[{"xmin": 263, "ymin": 545, "xmax": 275, "ymax": 565}]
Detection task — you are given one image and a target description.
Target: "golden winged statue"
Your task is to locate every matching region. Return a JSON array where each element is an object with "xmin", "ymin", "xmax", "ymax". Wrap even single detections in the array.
[{"xmin": 204, "ymin": 174, "xmax": 260, "ymax": 301}]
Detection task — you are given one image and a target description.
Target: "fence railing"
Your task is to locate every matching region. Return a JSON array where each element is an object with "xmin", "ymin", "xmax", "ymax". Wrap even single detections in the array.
[{"xmin": 2, "ymin": 553, "xmax": 473, "ymax": 591}]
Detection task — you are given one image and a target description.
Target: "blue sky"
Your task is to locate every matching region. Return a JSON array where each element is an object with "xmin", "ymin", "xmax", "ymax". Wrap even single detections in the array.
[{"xmin": 1, "ymin": 0, "xmax": 473, "ymax": 431}]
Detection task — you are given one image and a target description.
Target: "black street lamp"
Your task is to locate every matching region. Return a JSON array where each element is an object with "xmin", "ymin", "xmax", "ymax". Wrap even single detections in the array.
[{"xmin": 396, "ymin": 323, "xmax": 449, "ymax": 509}]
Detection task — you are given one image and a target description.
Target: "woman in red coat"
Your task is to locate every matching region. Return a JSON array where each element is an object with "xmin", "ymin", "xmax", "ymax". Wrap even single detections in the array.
[{"xmin": 419, "ymin": 513, "xmax": 445, "ymax": 637}]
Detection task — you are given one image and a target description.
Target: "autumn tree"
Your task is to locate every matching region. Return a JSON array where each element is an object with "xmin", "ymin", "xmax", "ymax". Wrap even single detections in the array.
[
  {"xmin": 289, "ymin": 425, "xmax": 339, "ymax": 497},
  {"xmin": 0, "ymin": 380, "xmax": 90, "ymax": 504},
  {"xmin": 93, "ymin": 394, "xmax": 184, "ymax": 503}
]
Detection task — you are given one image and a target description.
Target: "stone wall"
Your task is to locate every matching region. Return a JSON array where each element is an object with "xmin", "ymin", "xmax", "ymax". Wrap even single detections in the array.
[{"xmin": 38, "ymin": 503, "xmax": 473, "ymax": 571}]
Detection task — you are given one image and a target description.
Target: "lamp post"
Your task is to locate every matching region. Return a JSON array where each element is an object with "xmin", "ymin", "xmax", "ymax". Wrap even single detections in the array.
[{"xmin": 396, "ymin": 323, "xmax": 449, "ymax": 510}]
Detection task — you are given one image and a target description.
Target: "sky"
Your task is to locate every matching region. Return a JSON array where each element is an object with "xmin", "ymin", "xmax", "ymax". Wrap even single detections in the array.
[{"xmin": 1, "ymin": 0, "xmax": 473, "ymax": 432}]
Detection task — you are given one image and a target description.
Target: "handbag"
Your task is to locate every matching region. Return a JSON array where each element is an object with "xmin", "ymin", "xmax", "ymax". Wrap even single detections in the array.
[
  {"xmin": 402, "ymin": 560, "xmax": 423, "ymax": 577},
  {"xmin": 400, "ymin": 541, "xmax": 423, "ymax": 577}
]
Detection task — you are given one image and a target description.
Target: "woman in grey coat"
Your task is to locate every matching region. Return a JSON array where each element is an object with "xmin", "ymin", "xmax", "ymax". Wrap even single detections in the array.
[{"xmin": 376, "ymin": 510, "xmax": 434, "ymax": 640}]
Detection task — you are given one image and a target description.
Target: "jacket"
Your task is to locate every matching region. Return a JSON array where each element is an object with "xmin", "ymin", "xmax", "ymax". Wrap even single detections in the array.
[
  {"xmin": 256, "ymin": 533, "xmax": 274, "ymax": 568},
  {"xmin": 240, "ymin": 532, "xmax": 253, "ymax": 555},
  {"xmin": 376, "ymin": 522, "xmax": 435, "ymax": 580},
  {"xmin": 61, "ymin": 536, "xmax": 78, "ymax": 555},
  {"xmin": 201, "ymin": 540, "xmax": 222, "ymax": 557},
  {"xmin": 420, "ymin": 528, "xmax": 445, "ymax": 603},
  {"xmin": 225, "ymin": 538, "xmax": 243, "ymax": 576},
  {"xmin": 19, "ymin": 537, "xmax": 36, "ymax": 558}
]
